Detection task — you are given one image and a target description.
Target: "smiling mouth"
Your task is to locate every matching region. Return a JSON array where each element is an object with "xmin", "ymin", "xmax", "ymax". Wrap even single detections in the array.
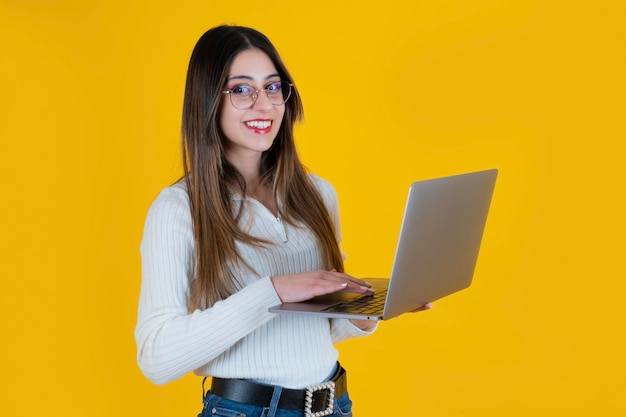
[{"xmin": 245, "ymin": 120, "xmax": 272, "ymax": 129}]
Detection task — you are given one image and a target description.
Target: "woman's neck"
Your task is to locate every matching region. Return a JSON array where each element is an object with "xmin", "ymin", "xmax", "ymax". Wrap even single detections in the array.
[{"xmin": 226, "ymin": 152, "xmax": 277, "ymax": 215}]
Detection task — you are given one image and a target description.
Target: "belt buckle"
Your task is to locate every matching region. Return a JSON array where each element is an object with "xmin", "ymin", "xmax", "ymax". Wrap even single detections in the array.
[{"xmin": 304, "ymin": 381, "xmax": 335, "ymax": 417}]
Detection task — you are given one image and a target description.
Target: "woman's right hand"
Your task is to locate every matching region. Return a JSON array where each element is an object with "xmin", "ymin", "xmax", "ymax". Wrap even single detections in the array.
[{"xmin": 270, "ymin": 270, "xmax": 373, "ymax": 303}]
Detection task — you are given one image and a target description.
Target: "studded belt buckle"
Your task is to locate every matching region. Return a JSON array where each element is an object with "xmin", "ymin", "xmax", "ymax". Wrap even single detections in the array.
[{"xmin": 304, "ymin": 381, "xmax": 335, "ymax": 417}]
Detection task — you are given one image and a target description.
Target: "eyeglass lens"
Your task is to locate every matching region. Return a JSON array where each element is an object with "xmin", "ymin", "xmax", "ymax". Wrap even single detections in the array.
[{"xmin": 228, "ymin": 81, "xmax": 292, "ymax": 109}]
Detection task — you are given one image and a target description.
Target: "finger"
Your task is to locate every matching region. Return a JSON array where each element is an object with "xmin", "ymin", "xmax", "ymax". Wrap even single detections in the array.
[
  {"xmin": 411, "ymin": 303, "xmax": 433, "ymax": 312},
  {"xmin": 327, "ymin": 271, "xmax": 371, "ymax": 287},
  {"xmin": 314, "ymin": 273, "xmax": 371, "ymax": 295},
  {"xmin": 307, "ymin": 271, "xmax": 373, "ymax": 297},
  {"xmin": 308, "ymin": 281, "xmax": 349, "ymax": 298},
  {"xmin": 340, "ymin": 280, "xmax": 375, "ymax": 295}
]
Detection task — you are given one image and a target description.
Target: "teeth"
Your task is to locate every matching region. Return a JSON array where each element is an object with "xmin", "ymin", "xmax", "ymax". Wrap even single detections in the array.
[{"xmin": 245, "ymin": 120, "xmax": 271, "ymax": 129}]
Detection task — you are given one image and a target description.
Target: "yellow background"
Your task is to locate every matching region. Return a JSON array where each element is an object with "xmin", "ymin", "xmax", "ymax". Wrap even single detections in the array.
[{"xmin": 1, "ymin": 1, "xmax": 625, "ymax": 416}]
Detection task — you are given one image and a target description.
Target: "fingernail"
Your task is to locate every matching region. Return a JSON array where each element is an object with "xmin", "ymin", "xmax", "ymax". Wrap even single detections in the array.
[
  {"xmin": 341, "ymin": 282, "xmax": 348, "ymax": 287},
  {"xmin": 361, "ymin": 286, "xmax": 374, "ymax": 292}
]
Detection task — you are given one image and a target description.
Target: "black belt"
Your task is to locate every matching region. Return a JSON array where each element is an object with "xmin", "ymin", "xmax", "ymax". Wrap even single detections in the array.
[{"xmin": 210, "ymin": 365, "xmax": 347, "ymax": 415}]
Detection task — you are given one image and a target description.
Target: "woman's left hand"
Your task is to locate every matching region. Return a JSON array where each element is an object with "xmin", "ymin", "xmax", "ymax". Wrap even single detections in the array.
[
  {"xmin": 350, "ymin": 303, "xmax": 433, "ymax": 331},
  {"xmin": 410, "ymin": 303, "xmax": 433, "ymax": 313}
]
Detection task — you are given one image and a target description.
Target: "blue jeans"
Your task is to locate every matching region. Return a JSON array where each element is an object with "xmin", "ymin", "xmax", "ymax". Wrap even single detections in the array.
[{"xmin": 198, "ymin": 390, "xmax": 353, "ymax": 417}]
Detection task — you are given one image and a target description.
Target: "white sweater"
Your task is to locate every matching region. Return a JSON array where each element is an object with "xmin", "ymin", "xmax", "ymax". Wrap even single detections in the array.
[{"xmin": 135, "ymin": 174, "xmax": 374, "ymax": 388}]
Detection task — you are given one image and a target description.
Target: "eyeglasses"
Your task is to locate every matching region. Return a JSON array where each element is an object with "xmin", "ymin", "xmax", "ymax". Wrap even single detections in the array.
[{"xmin": 221, "ymin": 81, "xmax": 294, "ymax": 110}]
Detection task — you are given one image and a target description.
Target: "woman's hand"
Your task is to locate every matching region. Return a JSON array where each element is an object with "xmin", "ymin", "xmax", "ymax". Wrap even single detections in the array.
[
  {"xmin": 270, "ymin": 270, "xmax": 373, "ymax": 303},
  {"xmin": 349, "ymin": 303, "xmax": 433, "ymax": 331},
  {"xmin": 411, "ymin": 303, "xmax": 433, "ymax": 313}
]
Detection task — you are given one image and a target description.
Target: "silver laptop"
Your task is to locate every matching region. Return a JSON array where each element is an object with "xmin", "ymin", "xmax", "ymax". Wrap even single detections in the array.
[{"xmin": 269, "ymin": 168, "xmax": 498, "ymax": 321}]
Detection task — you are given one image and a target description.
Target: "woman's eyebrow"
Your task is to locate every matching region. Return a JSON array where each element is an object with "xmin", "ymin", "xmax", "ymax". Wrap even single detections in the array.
[{"xmin": 227, "ymin": 73, "xmax": 280, "ymax": 82}]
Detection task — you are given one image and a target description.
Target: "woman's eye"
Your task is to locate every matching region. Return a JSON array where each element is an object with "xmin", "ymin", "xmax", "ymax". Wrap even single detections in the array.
[
  {"xmin": 266, "ymin": 82, "xmax": 282, "ymax": 94},
  {"xmin": 232, "ymin": 85, "xmax": 252, "ymax": 96}
]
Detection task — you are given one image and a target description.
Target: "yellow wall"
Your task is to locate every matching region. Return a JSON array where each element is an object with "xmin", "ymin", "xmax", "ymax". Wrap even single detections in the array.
[{"xmin": 1, "ymin": 1, "xmax": 624, "ymax": 416}]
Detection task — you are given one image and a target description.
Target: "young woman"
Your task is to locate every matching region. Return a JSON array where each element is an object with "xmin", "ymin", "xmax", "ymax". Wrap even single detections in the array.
[{"xmin": 135, "ymin": 25, "xmax": 427, "ymax": 417}]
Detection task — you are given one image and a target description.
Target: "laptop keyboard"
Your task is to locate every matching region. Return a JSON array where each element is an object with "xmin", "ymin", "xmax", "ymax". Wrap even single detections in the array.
[{"xmin": 322, "ymin": 288, "xmax": 388, "ymax": 315}]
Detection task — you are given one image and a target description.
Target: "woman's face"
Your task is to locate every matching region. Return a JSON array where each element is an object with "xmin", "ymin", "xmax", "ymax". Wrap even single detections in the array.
[{"xmin": 220, "ymin": 48, "xmax": 285, "ymax": 166}]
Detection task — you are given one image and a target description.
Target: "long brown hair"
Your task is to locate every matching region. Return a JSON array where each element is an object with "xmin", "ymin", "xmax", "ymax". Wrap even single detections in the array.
[{"xmin": 181, "ymin": 25, "xmax": 344, "ymax": 310}]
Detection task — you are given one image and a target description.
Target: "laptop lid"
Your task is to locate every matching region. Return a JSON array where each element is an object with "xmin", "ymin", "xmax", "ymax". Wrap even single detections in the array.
[{"xmin": 381, "ymin": 168, "xmax": 498, "ymax": 318}]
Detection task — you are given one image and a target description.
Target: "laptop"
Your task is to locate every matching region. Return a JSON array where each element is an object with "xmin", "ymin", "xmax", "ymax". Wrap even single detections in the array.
[{"xmin": 268, "ymin": 168, "xmax": 498, "ymax": 321}]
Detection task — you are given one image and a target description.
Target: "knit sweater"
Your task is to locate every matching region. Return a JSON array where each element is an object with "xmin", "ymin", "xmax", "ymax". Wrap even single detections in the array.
[{"xmin": 135, "ymin": 174, "xmax": 374, "ymax": 388}]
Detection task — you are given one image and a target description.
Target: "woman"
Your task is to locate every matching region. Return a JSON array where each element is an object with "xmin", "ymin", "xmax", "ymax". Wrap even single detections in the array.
[{"xmin": 135, "ymin": 25, "xmax": 425, "ymax": 417}]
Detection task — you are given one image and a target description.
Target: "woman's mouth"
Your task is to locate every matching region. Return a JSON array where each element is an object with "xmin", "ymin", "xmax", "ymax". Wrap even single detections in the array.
[{"xmin": 244, "ymin": 120, "xmax": 272, "ymax": 132}]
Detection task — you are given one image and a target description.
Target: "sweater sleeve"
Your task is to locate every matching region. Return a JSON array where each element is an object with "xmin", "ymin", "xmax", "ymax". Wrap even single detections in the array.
[
  {"xmin": 134, "ymin": 186, "xmax": 282, "ymax": 385},
  {"xmin": 330, "ymin": 318, "xmax": 378, "ymax": 343}
]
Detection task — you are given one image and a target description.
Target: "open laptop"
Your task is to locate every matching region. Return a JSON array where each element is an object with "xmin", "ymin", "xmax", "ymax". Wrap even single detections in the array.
[{"xmin": 268, "ymin": 168, "xmax": 498, "ymax": 320}]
